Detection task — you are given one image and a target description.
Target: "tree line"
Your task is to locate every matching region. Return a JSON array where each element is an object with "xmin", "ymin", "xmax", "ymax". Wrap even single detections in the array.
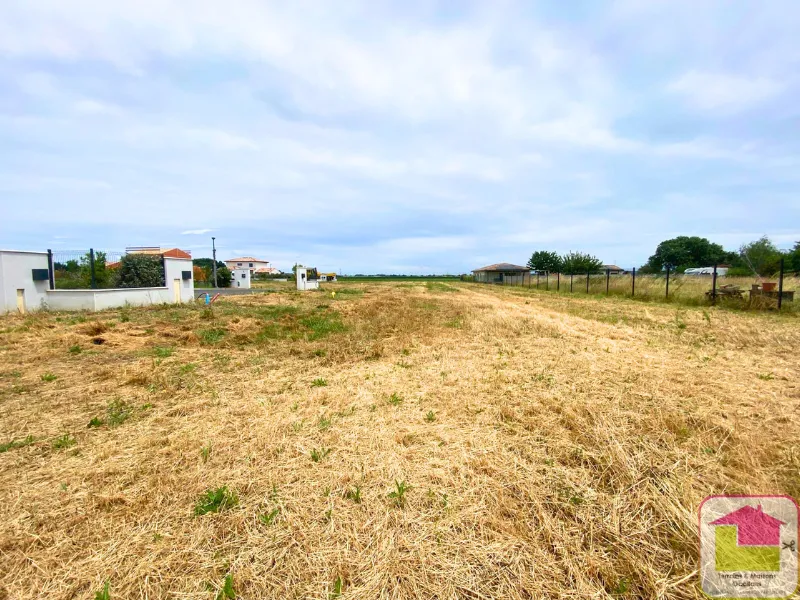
[{"xmin": 527, "ymin": 236, "xmax": 800, "ymax": 277}]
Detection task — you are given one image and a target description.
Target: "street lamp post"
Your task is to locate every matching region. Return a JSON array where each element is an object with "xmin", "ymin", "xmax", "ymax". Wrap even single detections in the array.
[{"xmin": 212, "ymin": 237, "xmax": 218, "ymax": 288}]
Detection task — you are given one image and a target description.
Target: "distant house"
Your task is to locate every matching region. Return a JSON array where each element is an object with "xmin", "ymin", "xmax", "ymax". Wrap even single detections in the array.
[
  {"xmin": 472, "ymin": 263, "xmax": 531, "ymax": 285},
  {"xmin": 318, "ymin": 272, "xmax": 337, "ymax": 282},
  {"xmin": 108, "ymin": 247, "xmax": 192, "ymax": 268},
  {"xmin": 602, "ymin": 264, "xmax": 626, "ymax": 275},
  {"xmin": 225, "ymin": 257, "xmax": 277, "ymax": 275}
]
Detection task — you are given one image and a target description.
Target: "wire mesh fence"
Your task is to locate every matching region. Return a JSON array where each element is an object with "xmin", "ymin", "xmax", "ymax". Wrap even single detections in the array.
[
  {"xmin": 50, "ymin": 249, "xmax": 165, "ymax": 289},
  {"xmin": 484, "ymin": 262, "xmax": 796, "ymax": 312}
]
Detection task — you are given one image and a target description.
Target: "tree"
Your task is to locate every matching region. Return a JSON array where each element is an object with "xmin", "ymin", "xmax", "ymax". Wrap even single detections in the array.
[
  {"xmin": 789, "ymin": 241, "xmax": 800, "ymax": 274},
  {"xmin": 738, "ymin": 236, "xmax": 783, "ymax": 277},
  {"xmin": 216, "ymin": 266, "xmax": 232, "ymax": 288},
  {"xmin": 115, "ymin": 254, "xmax": 164, "ymax": 288},
  {"xmin": 561, "ymin": 251, "xmax": 603, "ymax": 275},
  {"xmin": 193, "ymin": 265, "xmax": 208, "ymax": 283},
  {"xmin": 527, "ymin": 251, "xmax": 562, "ymax": 273},
  {"xmin": 645, "ymin": 236, "xmax": 731, "ymax": 272}
]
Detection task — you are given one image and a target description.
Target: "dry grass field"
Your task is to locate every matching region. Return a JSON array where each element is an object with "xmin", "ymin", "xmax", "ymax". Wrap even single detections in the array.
[{"xmin": 1, "ymin": 282, "xmax": 798, "ymax": 599}]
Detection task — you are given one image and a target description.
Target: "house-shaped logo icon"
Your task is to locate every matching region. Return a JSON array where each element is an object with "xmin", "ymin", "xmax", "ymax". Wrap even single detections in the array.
[
  {"xmin": 710, "ymin": 505, "xmax": 785, "ymax": 572},
  {"xmin": 700, "ymin": 495, "xmax": 798, "ymax": 599}
]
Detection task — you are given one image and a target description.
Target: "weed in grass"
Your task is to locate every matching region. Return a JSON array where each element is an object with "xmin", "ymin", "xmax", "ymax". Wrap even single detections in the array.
[
  {"xmin": 291, "ymin": 421, "xmax": 303, "ymax": 432},
  {"xmin": 259, "ymin": 507, "xmax": 280, "ymax": 526},
  {"xmin": 107, "ymin": 399, "xmax": 132, "ymax": 427},
  {"xmin": 153, "ymin": 346, "xmax": 174, "ymax": 358},
  {"xmin": 323, "ymin": 508, "xmax": 333, "ymax": 522},
  {"xmin": 444, "ymin": 316, "xmax": 464, "ymax": 328},
  {"xmin": 88, "ymin": 417, "xmax": 104, "ymax": 428},
  {"xmin": 41, "ymin": 372, "xmax": 58, "ymax": 382},
  {"xmin": 0, "ymin": 435, "xmax": 35, "ymax": 453},
  {"xmin": 313, "ymin": 348, "xmax": 327, "ymax": 357},
  {"xmin": 425, "ymin": 411, "xmax": 436, "ymax": 422},
  {"xmin": 345, "ymin": 485, "xmax": 362, "ymax": 503},
  {"xmin": 201, "ymin": 444, "xmax": 212, "ymax": 463},
  {"xmin": 69, "ymin": 345, "xmax": 82, "ymax": 355},
  {"xmin": 397, "ymin": 361, "xmax": 411, "ymax": 369},
  {"xmin": 758, "ymin": 372, "xmax": 775, "ymax": 381},
  {"xmin": 318, "ymin": 415, "xmax": 332, "ymax": 431},
  {"xmin": 197, "ymin": 328, "xmax": 227, "ymax": 345},
  {"xmin": 94, "ymin": 581, "xmax": 111, "ymax": 600},
  {"xmin": 52, "ymin": 433, "xmax": 76, "ymax": 450},
  {"xmin": 290, "ymin": 402, "xmax": 298, "ymax": 411},
  {"xmin": 388, "ymin": 480, "xmax": 410, "ymax": 507},
  {"xmin": 194, "ymin": 486, "xmax": 238, "ymax": 515},
  {"xmin": 401, "ymin": 348, "xmax": 410, "ymax": 356},
  {"xmin": 310, "ymin": 447, "xmax": 331, "ymax": 462},
  {"xmin": 388, "ymin": 392, "xmax": 403, "ymax": 406},
  {"xmin": 611, "ymin": 577, "xmax": 630, "ymax": 595},
  {"xmin": 179, "ymin": 363, "xmax": 197, "ymax": 374},
  {"xmin": 311, "ymin": 378, "xmax": 327, "ymax": 387},
  {"xmin": 330, "ymin": 576, "xmax": 344, "ymax": 599},
  {"xmin": 200, "ymin": 307, "xmax": 215, "ymax": 320},
  {"xmin": 215, "ymin": 573, "xmax": 236, "ymax": 600},
  {"xmin": 60, "ymin": 482, "xmax": 68, "ymax": 491},
  {"xmin": 300, "ymin": 311, "xmax": 346, "ymax": 340}
]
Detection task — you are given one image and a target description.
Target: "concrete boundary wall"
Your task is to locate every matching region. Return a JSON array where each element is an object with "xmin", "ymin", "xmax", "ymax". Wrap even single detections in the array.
[{"xmin": 0, "ymin": 251, "xmax": 194, "ymax": 314}]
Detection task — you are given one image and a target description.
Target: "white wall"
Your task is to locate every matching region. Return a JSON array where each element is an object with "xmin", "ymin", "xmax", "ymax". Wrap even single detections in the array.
[
  {"xmin": 232, "ymin": 267, "xmax": 251, "ymax": 289},
  {"xmin": 296, "ymin": 267, "xmax": 319, "ymax": 291},
  {"xmin": 0, "ymin": 251, "xmax": 50, "ymax": 313},
  {"xmin": 0, "ymin": 252, "xmax": 194, "ymax": 313}
]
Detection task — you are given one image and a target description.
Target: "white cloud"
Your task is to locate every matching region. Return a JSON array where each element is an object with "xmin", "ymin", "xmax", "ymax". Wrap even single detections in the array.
[
  {"xmin": 667, "ymin": 70, "xmax": 784, "ymax": 112},
  {"xmin": 181, "ymin": 229, "xmax": 213, "ymax": 235}
]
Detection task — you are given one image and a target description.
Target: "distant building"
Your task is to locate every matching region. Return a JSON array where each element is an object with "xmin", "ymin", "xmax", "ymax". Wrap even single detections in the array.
[
  {"xmin": 108, "ymin": 247, "xmax": 192, "ymax": 268},
  {"xmin": 602, "ymin": 264, "xmax": 626, "ymax": 275},
  {"xmin": 318, "ymin": 272, "xmax": 337, "ymax": 282},
  {"xmin": 225, "ymin": 257, "xmax": 277, "ymax": 275},
  {"xmin": 472, "ymin": 263, "xmax": 531, "ymax": 285}
]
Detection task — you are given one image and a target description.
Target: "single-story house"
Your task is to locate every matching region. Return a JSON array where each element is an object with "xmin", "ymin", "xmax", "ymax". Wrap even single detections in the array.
[
  {"xmin": 602, "ymin": 264, "xmax": 626, "ymax": 275},
  {"xmin": 108, "ymin": 247, "xmax": 192, "ymax": 268},
  {"xmin": 472, "ymin": 263, "xmax": 531, "ymax": 285}
]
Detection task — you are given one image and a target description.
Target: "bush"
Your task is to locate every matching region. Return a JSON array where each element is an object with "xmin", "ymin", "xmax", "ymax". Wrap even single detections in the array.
[
  {"xmin": 115, "ymin": 254, "xmax": 164, "ymax": 288},
  {"xmin": 216, "ymin": 266, "xmax": 232, "ymax": 288}
]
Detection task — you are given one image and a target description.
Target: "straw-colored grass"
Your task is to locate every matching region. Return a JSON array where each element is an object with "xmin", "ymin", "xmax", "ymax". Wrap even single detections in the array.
[
  {"xmin": 518, "ymin": 273, "xmax": 800, "ymax": 310},
  {"xmin": 0, "ymin": 282, "xmax": 798, "ymax": 599}
]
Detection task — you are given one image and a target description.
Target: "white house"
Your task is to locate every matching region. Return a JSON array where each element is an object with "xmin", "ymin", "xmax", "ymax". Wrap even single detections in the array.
[{"xmin": 225, "ymin": 257, "xmax": 278, "ymax": 275}]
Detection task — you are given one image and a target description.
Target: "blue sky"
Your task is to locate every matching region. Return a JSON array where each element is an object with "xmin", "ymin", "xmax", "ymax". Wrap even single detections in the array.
[{"xmin": 1, "ymin": 1, "xmax": 798, "ymax": 274}]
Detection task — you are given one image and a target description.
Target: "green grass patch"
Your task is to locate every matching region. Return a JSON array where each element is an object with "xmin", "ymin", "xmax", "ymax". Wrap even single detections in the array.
[
  {"xmin": 197, "ymin": 328, "xmax": 228, "ymax": 345},
  {"xmin": 0, "ymin": 435, "xmax": 35, "ymax": 453},
  {"xmin": 52, "ymin": 433, "xmax": 77, "ymax": 450},
  {"xmin": 194, "ymin": 485, "xmax": 238, "ymax": 515},
  {"xmin": 300, "ymin": 311, "xmax": 346, "ymax": 340}
]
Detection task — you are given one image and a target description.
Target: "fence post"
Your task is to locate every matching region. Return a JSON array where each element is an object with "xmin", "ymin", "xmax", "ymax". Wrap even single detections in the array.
[
  {"xmin": 778, "ymin": 257, "xmax": 784, "ymax": 311},
  {"xmin": 546, "ymin": 271, "xmax": 549, "ymax": 291},
  {"xmin": 89, "ymin": 248, "xmax": 96, "ymax": 289},
  {"xmin": 631, "ymin": 267, "xmax": 636, "ymax": 297},
  {"xmin": 665, "ymin": 265, "xmax": 670, "ymax": 299},
  {"xmin": 536, "ymin": 272, "xmax": 540, "ymax": 289},
  {"xmin": 606, "ymin": 269, "xmax": 610, "ymax": 295},
  {"xmin": 47, "ymin": 249, "xmax": 55, "ymax": 290},
  {"xmin": 557, "ymin": 272, "xmax": 560, "ymax": 291},
  {"xmin": 586, "ymin": 271, "xmax": 590, "ymax": 293},
  {"xmin": 711, "ymin": 264, "xmax": 717, "ymax": 305},
  {"xmin": 570, "ymin": 273, "xmax": 573, "ymax": 292}
]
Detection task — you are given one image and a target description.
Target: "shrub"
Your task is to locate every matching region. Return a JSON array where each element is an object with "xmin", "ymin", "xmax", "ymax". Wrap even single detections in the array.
[
  {"xmin": 216, "ymin": 266, "xmax": 233, "ymax": 288},
  {"xmin": 115, "ymin": 254, "xmax": 164, "ymax": 288}
]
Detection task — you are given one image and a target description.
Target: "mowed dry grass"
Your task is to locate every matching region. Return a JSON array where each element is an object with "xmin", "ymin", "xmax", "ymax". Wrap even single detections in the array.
[{"xmin": 0, "ymin": 282, "xmax": 798, "ymax": 599}]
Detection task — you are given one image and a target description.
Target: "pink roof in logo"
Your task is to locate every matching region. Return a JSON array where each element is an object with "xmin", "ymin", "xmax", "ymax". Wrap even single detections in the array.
[{"xmin": 710, "ymin": 504, "xmax": 785, "ymax": 546}]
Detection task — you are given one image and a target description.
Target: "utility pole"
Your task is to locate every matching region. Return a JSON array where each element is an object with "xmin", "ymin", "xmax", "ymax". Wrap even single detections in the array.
[{"xmin": 212, "ymin": 237, "xmax": 218, "ymax": 288}]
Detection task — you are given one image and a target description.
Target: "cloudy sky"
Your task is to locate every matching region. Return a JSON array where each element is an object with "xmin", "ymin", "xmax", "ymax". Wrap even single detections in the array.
[{"xmin": 1, "ymin": 1, "xmax": 798, "ymax": 273}]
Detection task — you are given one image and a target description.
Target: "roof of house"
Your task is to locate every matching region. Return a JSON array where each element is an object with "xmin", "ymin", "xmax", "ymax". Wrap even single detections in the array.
[
  {"xmin": 253, "ymin": 267, "xmax": 280, "ymax": 274},
  {"xmin": 603, "ymin": 264, "xmax": 624, "ymax": 271},
  {"xmin": 226, "ymin": 257, "xmax": 269, "ymax": 263},
  {"xmin": 710, "ymin": 505, "xmax": 785, "ymax": 546},
  {"xmin": 473, "ymin": 263, "xmax": 530, "ymax": 272},
  {"xmin": 108, "ymin": 247, "xmax": 191, "ymax": 268}
]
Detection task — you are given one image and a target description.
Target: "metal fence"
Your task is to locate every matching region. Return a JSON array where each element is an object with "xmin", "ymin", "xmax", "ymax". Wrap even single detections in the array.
[
  {"xmin": 485, "ymin": 261, "xmax": 795, "ymax": 311},
  {"xmin": 49, "ymin": 248, "xmax": 165, "ymax": 290}
]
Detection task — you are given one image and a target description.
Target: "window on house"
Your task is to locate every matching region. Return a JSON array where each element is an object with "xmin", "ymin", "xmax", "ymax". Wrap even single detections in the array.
[
  {"xmin": 237, "ymin": 262, "xmax": 242, "ymax": 266},
  {"xmin": 249, "ymin": 263, "xmax": 253, "ymax": 267},
  {"xmin": 242, "ymin": 273, "xmax": 246, "ymax": 278}
]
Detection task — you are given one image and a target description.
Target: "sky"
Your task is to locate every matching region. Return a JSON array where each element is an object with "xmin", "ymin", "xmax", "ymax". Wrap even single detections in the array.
[{"xmin": 1, "ymin": 1, "xmax": 799, "ymax": 274}]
